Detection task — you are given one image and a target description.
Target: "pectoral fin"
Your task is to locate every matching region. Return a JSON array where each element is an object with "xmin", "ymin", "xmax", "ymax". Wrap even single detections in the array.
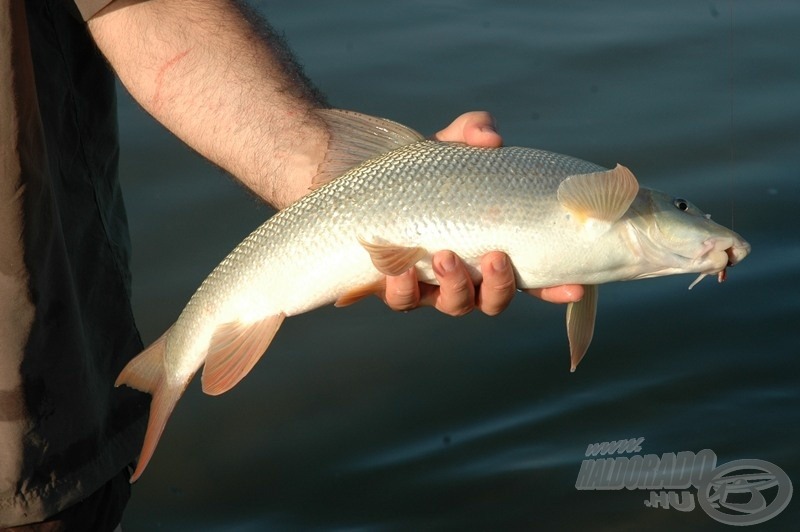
[
  {"xmin": 557, "ymin": 164, "xmax": 639, "ymax": 223},
  {"xmin": 201, "ymin": 313, "xmax": 285, "ymax": 396},
  {"xmin": 566, "ymin": 284, "xmax": 598, "ymax": 372},
  {"xmin": 358, "ymin": 237, "xmax": 427, "ymax": 276}
]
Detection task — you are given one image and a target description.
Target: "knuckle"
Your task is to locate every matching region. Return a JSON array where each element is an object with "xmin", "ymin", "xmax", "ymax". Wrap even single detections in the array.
[
  {"xmin": 389, "ymin": 301, "xmax": 418, "ymax": 312},
  {"xmin": 438, "ymin": 301, "xmax": 474, "ymax": 317},
  {"xmin": 480, "ymin": 301, "xmax": 509, "ymax": 317},
  {"xmin": 476, "ymin": 276, "xmax": 515, "ymax": 316},
  {"xmin": 386, "ymin": 286, "xmax": 418, "ymax": 311},
  {"xmin": 489, "ymin": 277, "xmax": 516, "ymax": 294},
  {"xmin": 447, "ymin": 276, "xmax": 472, "ymax": 295},
  {"xmin": 438, "ymin": 278, "xmax": 475, "ymax": 316}
]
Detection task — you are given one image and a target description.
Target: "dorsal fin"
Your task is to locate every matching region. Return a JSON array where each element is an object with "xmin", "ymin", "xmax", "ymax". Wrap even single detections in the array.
[
  {"xmin": 312, "ymin": 109, "xmax": 425, "ymax": 188},
  {"xmin": 557, "ymin": 164, "xmax": 639, "ymax": 223}
]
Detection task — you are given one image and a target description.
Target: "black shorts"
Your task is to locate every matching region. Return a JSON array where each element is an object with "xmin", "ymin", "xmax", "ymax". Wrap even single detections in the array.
[{"xmin": 0, "ymin": 468, "xmax": 131, "ymax": 532}]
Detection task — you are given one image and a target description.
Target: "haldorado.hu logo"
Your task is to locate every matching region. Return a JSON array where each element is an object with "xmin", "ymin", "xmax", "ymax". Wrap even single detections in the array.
[{"xmin": 575, "ymin": 437, "xmax": 792, "ymax": 526}]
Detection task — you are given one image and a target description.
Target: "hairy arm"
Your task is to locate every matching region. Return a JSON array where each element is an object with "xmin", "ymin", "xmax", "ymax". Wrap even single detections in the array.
[
  {"xmin": 88, "ymin": 0, "xmax": 328, "ymax": 209},
  {"xmin": 88, "ymin": 1, "xmax": 581, "ymax": 311}
]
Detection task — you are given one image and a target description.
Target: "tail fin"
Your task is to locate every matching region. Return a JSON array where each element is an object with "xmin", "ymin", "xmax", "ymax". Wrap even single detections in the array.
[{"xmin": 116, "ymin": 331, "xmax": 187, "ymax": 483}]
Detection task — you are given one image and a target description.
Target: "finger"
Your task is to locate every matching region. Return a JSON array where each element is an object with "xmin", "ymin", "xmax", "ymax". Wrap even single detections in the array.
[
  {"xmin": 383, "ymin": 269, "xmax": 421, "ymax": 311},
  {"xmin": 476, "ymin": 252, "xmax": 516, "ymax": 316},
  {"xmin": 525, "ymin": 285, "xmax": 584, "ymax": 304},
  {"xmin": 434, "ymin": 111, "xmax": 503, "ymax": 148},
  {"xmin": 421, "ymin": 250, "xmax": 476, "ymax": 316}
]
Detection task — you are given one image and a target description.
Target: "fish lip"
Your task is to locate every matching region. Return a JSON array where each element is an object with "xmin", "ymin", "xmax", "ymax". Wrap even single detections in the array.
[
  {"xmin": 695, "ymin": 238, "xmax": 731, "ymax": 272},
  {"xmin": 697, "ymin": 237, "xmax": 749, "ymax": 272},
  {"xmin": 686, "ymin": 238, "xmax": 749, "ymax": 289},
  {"xmin": 726, "ymin": 239, "xmax": 751, "ymax": 267}
]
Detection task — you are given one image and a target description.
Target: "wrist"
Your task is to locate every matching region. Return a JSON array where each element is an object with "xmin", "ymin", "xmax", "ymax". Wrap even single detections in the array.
[{"xmin": 251, "ymin": 113, "xmax": 329, "ymax": 209}]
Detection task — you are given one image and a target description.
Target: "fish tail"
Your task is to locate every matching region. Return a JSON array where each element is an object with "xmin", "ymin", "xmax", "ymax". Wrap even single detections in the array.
[{"xmin": 116, "ymin": 330, "xmax": 186, "ymax": 482}]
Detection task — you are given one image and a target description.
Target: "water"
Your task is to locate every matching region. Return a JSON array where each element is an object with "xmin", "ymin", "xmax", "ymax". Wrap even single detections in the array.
[{"xmin": 120, "ymin": 1, "xmax": 799, "ymax": 529}]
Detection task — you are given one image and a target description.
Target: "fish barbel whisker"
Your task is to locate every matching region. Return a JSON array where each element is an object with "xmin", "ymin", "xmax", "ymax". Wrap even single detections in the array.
[
  {"xmin": 688, "ymin": 273, "xmax": 708, "ymax": 290},
  {"xmin": 693, "ymin": 239, "xmax": 718, "ymax": 261}
]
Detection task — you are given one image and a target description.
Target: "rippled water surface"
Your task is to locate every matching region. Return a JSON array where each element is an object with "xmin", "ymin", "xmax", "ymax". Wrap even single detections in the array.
[{"xmin": 120, "ymin": 1, "xmax": 799, "ymax": 529}]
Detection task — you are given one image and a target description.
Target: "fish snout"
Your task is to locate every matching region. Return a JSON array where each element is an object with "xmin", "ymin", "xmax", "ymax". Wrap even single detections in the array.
[
  {"xmin": 688, "ymin": 235, "xmax": 750, "ymax": 289},
  {"xmin": 716, "ymin": 239, "xmax": 749, "ymax": 284},
  {"xmin": 725, "ymin": 238, "xmax": 751, "ymax": 267},
  {"xmin": 701, "ymin": 235, "xmax": 750, "ymax": 270}
]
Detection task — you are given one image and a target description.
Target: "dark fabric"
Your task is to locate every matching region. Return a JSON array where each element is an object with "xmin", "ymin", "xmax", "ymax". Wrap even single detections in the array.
[
  {"xmin": 72, "ymin": 0, "xmax": 114, "ymax": 21},
  {"xmin": 0, "ymin": 468, "xmax": 131, "ymax": 532},
  {"xmin": 0, "ymin": 0, "xmax": 147, "ymax": 526}
]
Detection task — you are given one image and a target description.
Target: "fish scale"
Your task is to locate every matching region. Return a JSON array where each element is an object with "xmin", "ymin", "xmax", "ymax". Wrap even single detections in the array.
[{"xmin": 116, "ymin": 109, "xmax": 750, "ymax": 482}]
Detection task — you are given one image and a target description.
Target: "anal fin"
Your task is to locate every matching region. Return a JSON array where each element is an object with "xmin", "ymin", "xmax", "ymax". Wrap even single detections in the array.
[
  {"xmin": 566, "ymin": 284, "xmax": 598, "ymax": 372},
  {"xmin": 201, "ymin": 313, "xmax": 285, "ymax": 396},
  {"xmin": 335, "ymin": 279, "xmax": 387, "ymax": 307}
]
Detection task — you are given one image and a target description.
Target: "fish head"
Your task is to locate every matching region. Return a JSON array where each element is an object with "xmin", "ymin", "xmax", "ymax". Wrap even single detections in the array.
[{"xmin": 625, "ymin": 188, "xmax": 750, "ymax": 285}]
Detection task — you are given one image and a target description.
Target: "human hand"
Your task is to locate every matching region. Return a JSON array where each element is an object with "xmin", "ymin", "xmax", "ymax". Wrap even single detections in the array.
[
  {"xmin": 381, "ymin": 112, "xmax": 583, "ymax": 315},
  {"xmin": 433, "ymin": 110, "xmax": 503, "ymax": 147}
]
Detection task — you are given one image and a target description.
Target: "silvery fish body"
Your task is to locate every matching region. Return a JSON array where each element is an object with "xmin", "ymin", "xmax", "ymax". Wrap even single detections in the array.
[
  {"xmin": 117, "ymin": 110, "xmax": 750, "ymax": 481},
  {"xmin": 187, "ymin": 145, "xmax": 617, "ymax": 329}
]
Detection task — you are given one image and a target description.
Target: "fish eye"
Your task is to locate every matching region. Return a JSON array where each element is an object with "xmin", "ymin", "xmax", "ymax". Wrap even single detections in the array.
[{"xmin": 673, "ymin": 198, "xmax": 689, "ymax": 212}]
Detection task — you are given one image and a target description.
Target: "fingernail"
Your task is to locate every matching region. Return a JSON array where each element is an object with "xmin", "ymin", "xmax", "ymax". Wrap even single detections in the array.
[
  {"xmin": 439, "ymin": 252, "xmax": 457, "ymax": 274},
  {"xmin": 565, "ymin": 286, "xmax": 583, "ymax": 302},
  {"xmin": 491, "ymin": 255, "xmax": 508, "ymax": 272}
]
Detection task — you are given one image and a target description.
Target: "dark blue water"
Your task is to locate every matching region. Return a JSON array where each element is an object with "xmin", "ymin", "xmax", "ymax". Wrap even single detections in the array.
[{"xmin": 120, "ymin": 1, "xmax": 799, "ymax": 529}]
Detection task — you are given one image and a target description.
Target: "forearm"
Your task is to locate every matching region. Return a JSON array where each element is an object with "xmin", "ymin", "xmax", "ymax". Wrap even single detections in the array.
[{"xmin": 88, "ymin": 0, "xmax": 328, "ymax": 208}]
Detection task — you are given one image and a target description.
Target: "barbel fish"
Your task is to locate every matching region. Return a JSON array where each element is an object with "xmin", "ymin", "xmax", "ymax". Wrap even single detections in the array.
[{"xmin": 117, "ymin": 110, "xmax": 750, "ymax": 481}]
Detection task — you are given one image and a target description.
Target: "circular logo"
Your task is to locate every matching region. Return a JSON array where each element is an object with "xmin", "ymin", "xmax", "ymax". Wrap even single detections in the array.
[{"xmin": 697, "ymin": 459, "xmax": 793, "ymax": 526}]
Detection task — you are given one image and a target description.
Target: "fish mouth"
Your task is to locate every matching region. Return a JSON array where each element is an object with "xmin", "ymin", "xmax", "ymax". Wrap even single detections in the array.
[
  {"xmin": 688, "ymin": 237, "xmax": 751, "ymax": 289},
  {"xmin": 725, "ymin": 239, "xmax": 751, "ymax": 267}
]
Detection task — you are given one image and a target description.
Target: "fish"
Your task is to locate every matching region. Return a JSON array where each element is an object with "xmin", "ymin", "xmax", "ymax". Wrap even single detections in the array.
[{"xmin": 116, "ymin": 109, "xmax": 750, "ymax": 481}]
